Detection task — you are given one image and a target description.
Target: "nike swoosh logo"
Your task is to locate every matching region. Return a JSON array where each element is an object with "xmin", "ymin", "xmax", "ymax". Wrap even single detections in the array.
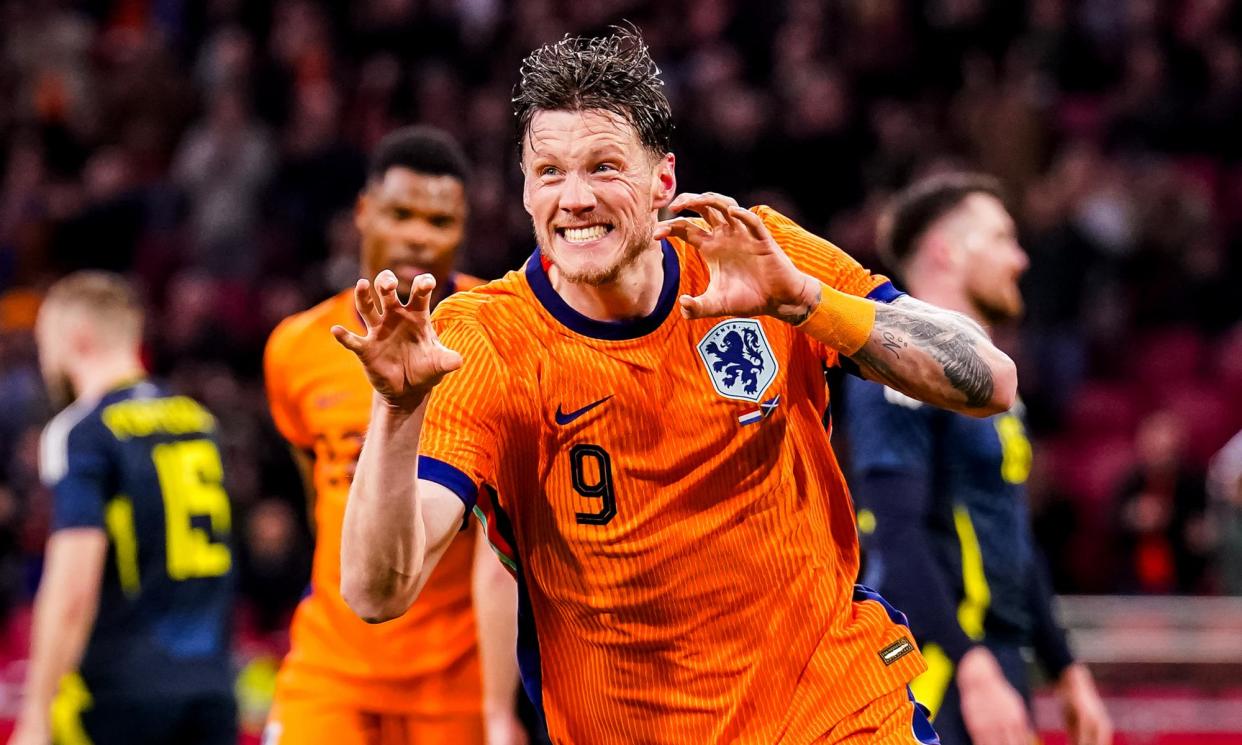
[{"xmin": 555, "ymin": 395, "xmax": 613, "ymax": 426}]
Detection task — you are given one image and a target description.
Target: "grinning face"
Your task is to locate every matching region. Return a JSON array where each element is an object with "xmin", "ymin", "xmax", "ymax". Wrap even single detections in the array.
[
  {"xmin": 955, "ymin": 193, "xmax": 1030, "ymax": 323},
  {"xmin": 356, "ymin": 167, "xmax": 467, "ymax": 300},
  {"xmin": 521, "ymin": 109, "xmax": 675, "ymax": 286}
]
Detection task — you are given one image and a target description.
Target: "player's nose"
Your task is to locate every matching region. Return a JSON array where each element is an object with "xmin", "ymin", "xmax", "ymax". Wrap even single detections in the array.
[{"xmin": 558, "ymin": 172, "xmax": 597, "ymax": 213}]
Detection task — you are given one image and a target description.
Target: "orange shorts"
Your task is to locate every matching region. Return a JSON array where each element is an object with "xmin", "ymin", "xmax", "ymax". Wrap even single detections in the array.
[
  {"xmin": 816, "ymin": 686, "xmax": 940, "ymax": 744},
  {"xmin": 264, "ymin": 687, "xmax": 485, "ymax": 745}
]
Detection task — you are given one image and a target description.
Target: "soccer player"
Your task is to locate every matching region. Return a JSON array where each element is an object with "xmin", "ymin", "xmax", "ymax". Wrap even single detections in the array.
[
  {"xmin": 11, "ymin": 272, "xmax": 235, "ymax": 745},
  {"xmin": 335, "ymin": 28, "xmax": 1018, "ymax": 744},
  {"xmin": 263, "ymin": 127, "xmax": 524, "ymax": 745},
  {"xmin": 841, "ymin": 173, "xmax": 1113, "ymax": 745}
]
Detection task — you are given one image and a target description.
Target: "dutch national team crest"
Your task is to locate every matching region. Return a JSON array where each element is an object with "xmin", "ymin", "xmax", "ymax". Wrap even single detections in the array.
[{"xmin": 697, "ymin": 319, "xmax": 779, "ymax": 402}]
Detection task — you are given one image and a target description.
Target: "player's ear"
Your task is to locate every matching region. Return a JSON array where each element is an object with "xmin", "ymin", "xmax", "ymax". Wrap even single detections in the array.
[{"xmin": 651, "ymin": 152, "xmax": 676, "ymax": 209}]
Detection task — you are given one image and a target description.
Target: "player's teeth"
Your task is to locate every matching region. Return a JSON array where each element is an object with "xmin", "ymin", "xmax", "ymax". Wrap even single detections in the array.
[{"xmin": 564, "ymin": 225, "xmax": 607, "ymax": 242}]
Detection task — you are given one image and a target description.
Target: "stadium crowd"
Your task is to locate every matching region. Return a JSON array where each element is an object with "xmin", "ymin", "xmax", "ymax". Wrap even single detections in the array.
[{"xmin": 1, "ymin": 0, "xmax": 1241, "ymax": 670}]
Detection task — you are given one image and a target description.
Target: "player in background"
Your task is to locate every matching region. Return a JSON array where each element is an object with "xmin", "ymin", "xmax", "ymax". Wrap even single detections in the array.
[
  {"xmin": 840, "ymin": 173, "xmax": 1113, "ymax": 745},
  {"xmin": 333, "ymin": 28, "xmax": 1021, "ymax": 744},
  {"xmin": 10, "ymin": 272, "xmax": 235, "ymax": 745},
  {"xmin": 263, "ymin": 126, "xmax": 524, "ymax": 745}
]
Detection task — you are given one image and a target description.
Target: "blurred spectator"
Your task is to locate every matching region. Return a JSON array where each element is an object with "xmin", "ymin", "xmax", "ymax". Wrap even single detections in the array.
[
  {"xmin": 171, "ymin": 85, "xmax": 274, "ymax": 276},
  {"xmin": 237, "ymin": 499, "xmax": 310, "ymax": 634},
  {"xmin": 1115, "ymin": 411, "xmax": 1211, "ymax": 593},
  {"xmin": 0, "ymin": 0, "xmax": 1238, "ymax": 640}
]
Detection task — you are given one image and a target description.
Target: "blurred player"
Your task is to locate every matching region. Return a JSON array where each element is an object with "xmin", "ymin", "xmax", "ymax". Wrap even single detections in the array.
[
  {"xmin": 263, "ymin": 127, "xmax": 523, "ymax": 745},
  {"xmin": 841, "ymin": 173, "xmax": 1113, "ymax": 745},
  {"xmin": 333, "ymin": 28, "xmax": 1023, "ymax": 744},
  {"xmin": 11, "ymin": 272, "xmax": 235, "ymax": 745}
]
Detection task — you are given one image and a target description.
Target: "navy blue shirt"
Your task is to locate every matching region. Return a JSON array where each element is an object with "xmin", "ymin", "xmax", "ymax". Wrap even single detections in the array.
[
  {"xmin": 39, "ymin": 380, "xmax": 233, "ymax": 700},
  {"xmin": 841, "ymin": 377, "xmax": 1072, "ymax": 677}
]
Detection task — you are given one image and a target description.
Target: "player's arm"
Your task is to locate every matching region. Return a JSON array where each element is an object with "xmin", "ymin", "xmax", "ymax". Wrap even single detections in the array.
[
  {"xmin": 12, "ymin": 529, "xmax": 107, "ymax": 744},
  {"xmin": 333, "ymin": 270, "xmax": 466, "ymax": 623},
  {"xmin": 658, "ymin": 193, "xmax": 1016, "ymax": 417},
  {"xmin": 13, "ymin": 420, "xmax": 113, "ymax": 745},
  {"xmin": 473, "ymin": 527, "xmax": 526, "ymax": 745}
]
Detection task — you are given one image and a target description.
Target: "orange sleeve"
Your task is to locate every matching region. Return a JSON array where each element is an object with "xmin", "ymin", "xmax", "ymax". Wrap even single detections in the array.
[
  {"xmin": 418, "ymin": 306, "xmax": 512, "ymax": 514},
  {"xmin": 752, "ymin": 206, "xmax": 899, "ymax": 302},
  {"xmin": 264, "ymin": 320, "xmax": 314, "ymax": 450}
]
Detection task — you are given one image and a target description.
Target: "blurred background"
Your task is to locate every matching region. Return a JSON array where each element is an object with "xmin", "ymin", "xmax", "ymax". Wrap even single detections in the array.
[{"xmin": 0, "ymin": 0, "xmax": 1240, "ymax": 742}]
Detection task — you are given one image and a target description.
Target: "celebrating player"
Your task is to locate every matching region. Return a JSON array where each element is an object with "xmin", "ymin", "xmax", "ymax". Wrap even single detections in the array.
[
  {"xmin": 11, "ymin": 272, "xmax": 235, "ymax": 745},
  {"xmin": 842, "ymin": 173, "xmax": 1113, "ymax": 745},
  {"xmin": 263, "ymin": 127, "xmax": 523, "ymax": 745},
  {"xmin": 336, "ymin": 27, "xmax": 1018, "ymax": 744}
]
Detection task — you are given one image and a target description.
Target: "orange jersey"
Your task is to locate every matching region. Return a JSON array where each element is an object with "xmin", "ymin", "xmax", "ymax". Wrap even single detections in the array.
[
  {"xmin": 265, "ymin": 274, "xmax": 485, "ymax": 715},
  {"xmin": 419, "ymin": 209, "xmax": 927, "ymax": 743}
]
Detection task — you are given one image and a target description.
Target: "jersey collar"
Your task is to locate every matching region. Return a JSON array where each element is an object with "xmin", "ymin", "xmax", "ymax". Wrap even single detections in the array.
[{"xmin": 524, "ymin": 240, "xmax": 680, "ymax": 341}]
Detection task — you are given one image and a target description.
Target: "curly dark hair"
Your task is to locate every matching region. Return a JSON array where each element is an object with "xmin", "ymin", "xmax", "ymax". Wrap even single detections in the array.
[
  {"xmin": 512, "ymin": 24, "xmax": 673, "ymax": 159},
  {"xmin": 368, "ymin": 125, "xmax": 470, "ymax": 184}
]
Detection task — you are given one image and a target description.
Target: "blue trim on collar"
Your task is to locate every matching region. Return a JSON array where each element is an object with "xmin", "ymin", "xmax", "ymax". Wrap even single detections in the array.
[{"xmin": 523, "ymin": 240, "xmax": 680, "ymax": 341}]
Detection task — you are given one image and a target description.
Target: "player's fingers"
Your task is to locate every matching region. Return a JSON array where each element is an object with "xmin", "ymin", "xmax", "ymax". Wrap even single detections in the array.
[
  {"xmin": 678, "ymin": 292, "xmax": 726, "ymax": 320},
  {"xmin": 353, "ymin": 279, "xmax": 381, "ymax": 329},
  {"xmin": 667, "ymin": 192, "xmax": 703, "ymax": 213},
  {"xmin": 680, "ymin": 198, "xmax": 731, "ymax": 229},
  {"xmin": 728, "ymin": 206, "xmax": 771, "ymax": 241},
  {"xmin": 654, "ymin": 217, "xmax": 710, "ymax": 244},
  {"xmin": 405, "ymin": 273, "xmax": 437, "ymax": 314},
  {"xmin": 435, "ymin": 346, "xmax": 464, "ymax": 375},
  {"xmin": 670, "ymin": 193, "xmax": 731, "ymax": 229},
  {"xmin": 330, "ymin": 324, "xmax": 365, "ymax": 354},
  {"xmin": 373, "ymin": 269, "xmax": 400, "ymax": 314}
]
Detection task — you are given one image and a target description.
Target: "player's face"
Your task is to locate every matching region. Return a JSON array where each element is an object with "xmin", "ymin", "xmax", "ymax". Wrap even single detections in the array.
[
  {"xmin": 34, "ymin": 303, "xmax": 75, "ymax": 408},
  {"xmin": 522, "ymin": 108, "xmax": 675, "ymax": 286},
  {"xmin": 958, "ymin": 193, "xmax": 1028, "ymax": 322},
  {"xmin": 356, "ymin": 167, "xmax": 467, "ymax": 299}
]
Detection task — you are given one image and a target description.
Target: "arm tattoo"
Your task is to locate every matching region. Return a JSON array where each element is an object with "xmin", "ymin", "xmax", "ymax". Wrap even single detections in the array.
[
  {"xmin": 880, "ymin": 330, "xmax": 906, "ymax": 358},
  {"xmin": 853, "ymin": 302, "xmax": 995, "ymax": 408}
]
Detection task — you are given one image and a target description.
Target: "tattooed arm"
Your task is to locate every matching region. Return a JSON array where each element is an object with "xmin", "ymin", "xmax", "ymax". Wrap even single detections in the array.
[{"xmin": 843, "ymin": 295, "xmax": 1016, "ymax": 416}]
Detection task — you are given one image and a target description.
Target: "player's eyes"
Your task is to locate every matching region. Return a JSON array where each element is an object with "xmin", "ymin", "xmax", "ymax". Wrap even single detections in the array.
[
  {"xmin": 430, "ymin": 216, "xmax": 454, "ymax": 228},
  {"xmin": 539, "ymin": 166, "xmax": 561, "ymax": 177},
  {"xmin": 594, "ymin": 163, "xmax": 617, "ymax": 173}
]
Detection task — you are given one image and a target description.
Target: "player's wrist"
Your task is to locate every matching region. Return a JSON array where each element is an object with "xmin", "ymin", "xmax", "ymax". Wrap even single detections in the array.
[
  {"xmin": 773, "ymin": 273, "xmax": 821, "ymax": 325},
  {"xmin": 957, "ymin": 646, "xmax": 1003, "ymax": 689},
  {"xmin": 1057, "ymin": 662, "xmax": 1095, "ymax": 696},
  {"xmin": 788, "ymin": 280, "xmax": 877, "ymax": 355}
]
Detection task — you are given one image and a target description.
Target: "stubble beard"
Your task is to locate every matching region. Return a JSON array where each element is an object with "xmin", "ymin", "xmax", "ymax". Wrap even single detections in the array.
[{"xmin": 539, "ymin": 221, "xmax": 654, "ymax": 287}]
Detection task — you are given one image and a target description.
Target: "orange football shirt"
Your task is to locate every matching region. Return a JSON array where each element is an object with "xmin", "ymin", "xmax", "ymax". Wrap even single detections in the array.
[
  {"xmin": 419, "ymin": 209, "xmax": 927, "ymax": 743},
  {"xmin": 265, "ymin": 274, "xmax": 485, "ymax": 715}
]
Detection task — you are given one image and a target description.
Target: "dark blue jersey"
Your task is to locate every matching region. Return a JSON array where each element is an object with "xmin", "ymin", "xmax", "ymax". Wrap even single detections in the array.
[
  {"xmin": 39, "ymin": 380, "xmax": 233, "ymax": 700},
  {"xmin": 840, "ymin": 376, "xmax": 1072, "ymax": 680}
]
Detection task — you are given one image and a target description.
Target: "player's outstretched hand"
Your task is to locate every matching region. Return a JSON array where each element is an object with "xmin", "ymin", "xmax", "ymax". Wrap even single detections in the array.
[
  {"xmin": 331, "ymin": 270, "xmax": 463, "ymax": 410},
  {"xmin": 957, "ymin": 646, "xmax": 1036, "ymax": 745},
  {"xmin": 1058, "ymin": 663, "xmax": 1114, "ymax": 745},
  {"xmin": 654, "ymin": 192, "xmax": 818, "ymax": 323}
]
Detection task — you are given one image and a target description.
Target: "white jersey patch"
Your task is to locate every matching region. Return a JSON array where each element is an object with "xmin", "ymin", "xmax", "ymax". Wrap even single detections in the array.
[{"xmin": 697, "ymin": 319, "xmax": 779, "ymax": 403}]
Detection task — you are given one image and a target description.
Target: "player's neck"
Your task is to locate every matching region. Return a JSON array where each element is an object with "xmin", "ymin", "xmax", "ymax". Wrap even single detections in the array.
[
  {"xmin": 71, "ymin": 354, "xmax": 147, "ymax": 402},
  {"xmin": 549, "ymin": 244, "xmax": 665, "ymax": 323}
]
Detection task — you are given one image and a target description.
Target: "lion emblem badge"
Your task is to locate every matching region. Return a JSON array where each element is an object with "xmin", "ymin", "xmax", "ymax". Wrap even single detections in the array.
[{"xmin": 697, "ymin": 319, "xmax": 779, "ymax": 402}]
